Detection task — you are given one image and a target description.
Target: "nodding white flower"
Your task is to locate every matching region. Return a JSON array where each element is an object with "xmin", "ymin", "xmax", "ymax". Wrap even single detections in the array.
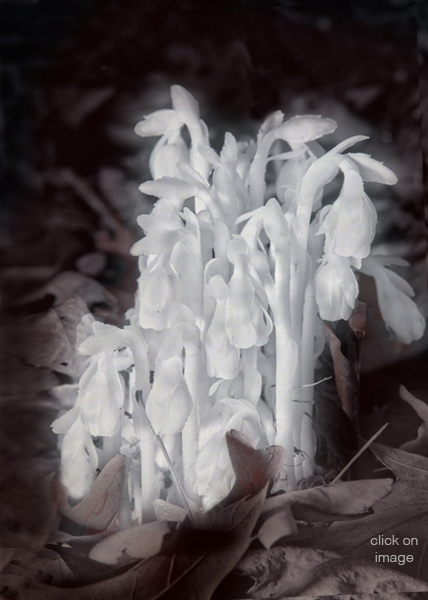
[
  {"xmin": 77, "ymin": 353, "xmax": 125, "ymax": 437},
  {"xmin": 56, "ymin": 413, "xmax": 98, "ymax": 500},
  {"xmin": 361, "ymin": 256, "xmax": 426, "ymax": 344},
  {"xmin": 225, "ymin": 238, "xmax": 272, "ymax": 349},
  {"xmin": 194, "ymin": 398, "xmax": 262, "ymax": 508},
  {"xmin": 204, "ymin": 273, "xmax": 240, "ymax": 380},
  {"xmin": 146, "ymin": 324, "xmax": 194, "ymax": 435},
  {"xmin": 314, "ymin": 254, "xmax": 359, "ymax": 321},
  {"xmin": 317, "ymin": 159, "xmax": 377, "ymax": 263},
  {"xmin": 52, "ymin": 352, "xmax": 125, "ymax": 439}
]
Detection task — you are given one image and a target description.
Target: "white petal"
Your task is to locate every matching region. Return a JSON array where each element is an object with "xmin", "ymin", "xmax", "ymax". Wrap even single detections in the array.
[
  {"xmin": 139, "ymin": 178, "xmax": 197, "ymax": 200},
  {"xmin": 347, "ymin": 153, "xmax": 398, "ymax": 185},
  {"xmin": 170, "ymin": 85, "xmax": 200, "ymax": 127},
  {"xmin": 277, "ymin": 115, "xmax": 337, "ymax": 144},
  {"xmin": 134, "ymin": 109, "xmax": 182, "ymax": 137},
  {"xmin": 60, "ymin": 415, "xmax": 97, "ymax": 500}
]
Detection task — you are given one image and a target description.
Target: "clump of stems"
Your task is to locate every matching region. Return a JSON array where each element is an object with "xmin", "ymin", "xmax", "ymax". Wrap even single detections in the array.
[{"xmin": 52, "ymin": 86, "xmax": 425, "ymax": 520}]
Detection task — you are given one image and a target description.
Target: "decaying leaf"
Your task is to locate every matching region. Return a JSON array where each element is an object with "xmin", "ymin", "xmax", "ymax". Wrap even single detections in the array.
[
  {"xmin": 348, "ymin": 300, "xmax": 367, "ymax": 340},
  {"xmin": 284, "ymin": 445, "xmax": 428, "ymax": 581},
  {"xmin": 236, "ymin": 546, "xmax": 428, "ymax": 598},
  {"xmin": 18, "ymin": 271, "xmax": 117, "ymax": 310},
  {"xmin": 89, "ymin": 521, "xmax": 172, "ymax": 565},
  {"xmin": 257, "ymin": 505, "xmax": 297, "ymax": 549},
  {"xmin": 5, "ymin": 296, "xmax": 89, "ymax": 376},
  {"xmin": 59, "ymin": 454, "xmax": 126, "ymax": 532},
  {"xmin": 261, "ymin": 478, "xmax": 393, "ymax": 519},
  {"xmin": 222, "ymin": 429, "xmax": 284, "ymax": 505},
  {"xmin": 399, "ymin": 385, "xmax": 428, "ymax": 457},
  {"xmin": 13, "ymin": 488, "xmax": 267, "ymax": 600},
  {"xmin": 323, "ymin": 322, "xmax": 358, "ymax": 424},
  {"xmin": 3, "ymin": 548, "xmax": 74, "ymax": 586}
]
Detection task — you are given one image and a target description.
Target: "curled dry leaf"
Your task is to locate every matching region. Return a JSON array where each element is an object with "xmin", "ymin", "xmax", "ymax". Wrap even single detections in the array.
[
  {"xmin": 257, "ymin": 505, "xmax": 297, "ymax": 550},
  {"xmin": 4, "ymin": 295, "xmax": 89, "ymax": 376},
  {"xmin": 221, "ymin": 429, "xmax": 284, "ymax": 506},
  {"xmin": 3, "ymin": 548, "xmax": 74, "ymax": 586},
  {"xmin": 399, "ymin": 385, "xmax": 428, "ymax": 457},
  {"xmin": 262, "ymin": 478, "xmax": 393, "ymax": 519},
  {"xmin": 16, "ymin": 487, "xmax": 267, "ymax": 600},
  {"xmin": 18, "ymin": 271, "xmax": 117, "ymax": 311},
  {"xmin": 290, "ymin": 445, "xmax": 428, "ymax": 581},
  {"xmin": 60, "ymin": 454, "xmax": 126, "ymax": 532},
  {"xmin": 236, "ymin": 546, "xmax": 428, "ymax": 599},
  {"xmin": 89, "ymin": 521, "xmax": 172, "ymax": 565},
  {"xmin": 348, "ymin": 300, "xmax": 367, "ymax": 340},
  {"xmin": 323, "ymin": 322, "xmax": 358, "ymax": 424}
]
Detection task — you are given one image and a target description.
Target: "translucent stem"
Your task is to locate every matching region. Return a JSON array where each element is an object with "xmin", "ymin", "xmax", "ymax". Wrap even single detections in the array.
[
  {"xmin": 272, "ymin": 245, "xmax": 298, "ymax": 489},
  {"xmin": 182, "ymin": 343, "xmax": 201, "ymax": 501},
  {"xmin": 299, "ymin": 273, "xmax": 317, "ymax": 477},
  {"xmin": 132, "ymin": 388, "xmax": 157, "ymax": 523}
]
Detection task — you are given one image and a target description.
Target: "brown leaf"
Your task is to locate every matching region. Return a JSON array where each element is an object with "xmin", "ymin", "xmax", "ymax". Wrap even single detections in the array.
[
  {"xmin": 221, "ymin": 429, "xmax": 284, "ymax": 505},
  {"xmin": 262, "ymin": 478, "xmax": 393, "ymax": 520},
  {"xmin": 16, "ymin": 488, "xmax": 267, "ymax": 600},
  {"xmin": 257, "ymin": 506, "xmax": 297, "ymax": 549},
  {"xmin": 349, "ymin": 300, "xmax": 367, "ymax": 340},
  {"xmin": 5, "ymin": 296, "xmax": 89, "ymax": 376},
  {"xmin": 323, "ymin": 322, "xmax": 358, "ymax": 424},
  {"xmin": 6, "ymin": 548, "xmax": 74, "ymax": 586},
  {"xmin": 89, "ymin": 521, "xmax": 172, "ymax": 565},
  {"xmin": 291, "ymin": 446, "xmax": 428, "ymax": 581},
  {"xmin": 236, "ymin": 546, "xmax": 428, "ymax": 598},
  {"xmin": 399, "ymin": 386, "xmax": 428, "ymax": 457},
  {"xmin": 371, "ymin": 442, "xmax": 428, "ymax": 490},
  {"xmin": 18, "ymin": 271, "xmax": 117, "ymax": 310},
  {"xmin": 60, "ymin": 454, "xmax": 126, "ymax": 532}
]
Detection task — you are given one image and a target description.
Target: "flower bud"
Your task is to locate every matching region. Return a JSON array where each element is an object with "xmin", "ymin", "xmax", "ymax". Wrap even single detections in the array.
[{"xmin": 315, "ymin": 255, "xmax": 359, "ymax": 321}]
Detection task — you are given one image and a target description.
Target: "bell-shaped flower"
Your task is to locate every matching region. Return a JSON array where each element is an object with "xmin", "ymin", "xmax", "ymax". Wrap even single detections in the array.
[
  {"xmin": 194, "ymin": 398, "xmax": 263, "ymax": 508},
  {"xmin": 224, "ymin": 238, "xmax": 272, "ymax": 349},
  {"xmin": 136, "ymin": 264, "xmax": 177, "ymax": 331},
  {"xmin": 170, "ymin": 85, "xmax": 211, "ymax": 180},
  {"xmin": 314, "ymin": 254, "xmax": 359, "ymax": 321},
  {"xmin": 204, "ymin": 274, "xmax": 240, "ymax": 380},
  {"xmin": 361, "ymin": 256, "xmax": 426, "ymax": 343},
  {"xmin": 146, "ymin": 326, "xmax": 193, "ymax": 435},
  {"xmin": 78, "ymin": 320, "xmax": 150, "ymax": 399},
  {"xmin": 317, "ymin": 159, "xmax": 377, "ymax": 262},
  {"xmin": 134, "ymin": 108, "xmax": 183, "ymax": 138},
  {"xmin": 57, "ymin": 413, "xmax": 98, "ymax": 501},
  {"xmin": 78, "ymin": 353, "xmax": 125, "ymax": 437}
]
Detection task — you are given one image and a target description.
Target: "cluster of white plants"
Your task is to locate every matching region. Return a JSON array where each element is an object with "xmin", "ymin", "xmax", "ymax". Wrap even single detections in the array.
[{"xmin": 52, "ymin": 86, "xmax": 425, "ymax": 521}]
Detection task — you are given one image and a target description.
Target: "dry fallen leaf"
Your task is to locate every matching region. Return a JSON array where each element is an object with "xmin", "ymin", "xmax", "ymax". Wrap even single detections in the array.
[
  {"xmin": 323, "ymin": 322, "xmax": 358, "ymax": 425},
  {"xmin": 221, "ymin": 429, "xmax": 284, "ymax": 506},
  {"xmin": 287, "ymin": 445, "xmax": 428, "ymax": 581},
  {"xmin": 257, "ymin": 506, "xmax": 298, "ymax": 550},
  {"xmin": 12, "ymin": 487, "xmax": 267, "ymax": 600},
  {"xmin": 399, "ymin": 385, "xmax": 428, "ymax": 457},
  {"xmin": 59, "ymin": 454, "xmax": 126, "ymax": 532},
  {"xmin": 89, "ymin": 521, "xmax": 172, "ymax": 565},
  {"xmin": 262, "ymin": 478, "xmax": 394, "ymax": 519},
  {"xmin": 236, "ymin": 546, "xmax": 428, "ymax": 598}
]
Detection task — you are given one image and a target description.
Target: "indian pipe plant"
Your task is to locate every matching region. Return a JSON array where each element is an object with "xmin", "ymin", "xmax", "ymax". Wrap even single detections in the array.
[{"xmin": 52, "ymin": 85, "xmax": 426, "ymax": 521}]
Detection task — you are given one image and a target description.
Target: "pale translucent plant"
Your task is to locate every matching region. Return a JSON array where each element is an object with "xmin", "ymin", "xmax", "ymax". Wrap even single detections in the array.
[{"xmin": 53, "ymin": 85, "xmax": 425, "ymax": 518}]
